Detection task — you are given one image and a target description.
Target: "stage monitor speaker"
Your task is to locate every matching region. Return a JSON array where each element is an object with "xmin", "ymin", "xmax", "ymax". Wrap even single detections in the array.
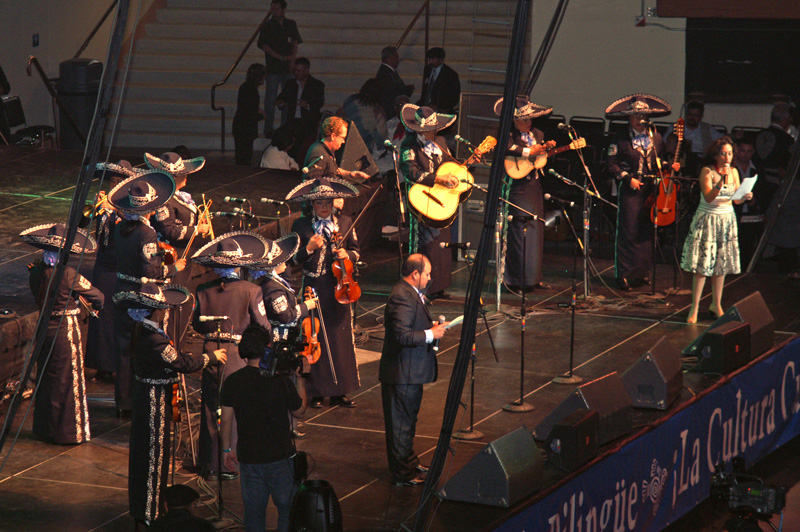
[
  {"xmin": 336, "ymin": 119, "xmax": 379, "ymax": 178},
  {"xmin": 438, "ymin": 426, "xmax": 543, "ymax": 507},
  {"xmin": 621, "ymin": 336, "xmax": 683, "ymax": 410},
  {"xmin": 683, "ymin": 291, "xmax": 774, "ymax": 359},
  {"xmin": 545, "ymin": 409, "xmax": 599, "ymax": 472},
  {"xmin": 695, "ymin": 320, "xmax": 751, "ymax": 375},
  {"xmin": 533, "ymin": 372, "xmax": 633, "ymax": 445}
]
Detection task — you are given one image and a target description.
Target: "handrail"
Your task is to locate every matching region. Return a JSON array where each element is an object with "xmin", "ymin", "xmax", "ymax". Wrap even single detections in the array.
[
  {"xmin": 74, "ymin": 0, "xmax": 119, "ymax": 59},
  {"xmin": 211, "ymin": 12, "xmax": 272, "ymax": 154},
  {"xmin": 396, "ymin": 0, "xmax": 430, "ymax": 53},
  {"xmin": 26, "ymin": 56, "xmax": 87, "ymax": 145}
]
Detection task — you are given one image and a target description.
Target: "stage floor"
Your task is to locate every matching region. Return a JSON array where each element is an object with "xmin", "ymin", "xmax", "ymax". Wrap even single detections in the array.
[{"xmin": 1, "ymin": 146, "xmax": 799, "ymax": 531}]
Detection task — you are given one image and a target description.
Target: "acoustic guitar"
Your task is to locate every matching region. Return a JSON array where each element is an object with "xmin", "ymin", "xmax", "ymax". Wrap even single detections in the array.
[
  {"xmin": 504, "ymin": 137, "xmax": 586, "ymax": 179},
  {"xmin": 407, "ymin": 136, "xmax": 497, "ymax": 229},
  {"xmin": 650, "ymin": 118, "xmax": 683, "ymax": 226}
]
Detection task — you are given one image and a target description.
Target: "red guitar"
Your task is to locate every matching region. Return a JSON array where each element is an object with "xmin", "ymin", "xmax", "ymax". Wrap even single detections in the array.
[{"xmin": 651, "ymin": 119, "xmax": 683, "ymax": 226}]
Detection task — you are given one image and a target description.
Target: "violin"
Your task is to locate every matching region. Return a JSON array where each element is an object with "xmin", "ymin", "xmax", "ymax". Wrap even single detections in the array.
[
  {"xmin": 330, "ymin": 230, "xmax": 361, "ymax": 304},
  {"xmin": 157, "ymin": 240, "xmax": 177, "ymax": 265},
  {"xmin": 300, "ymin": 287, "xmax": 321, "ymax": 364}
]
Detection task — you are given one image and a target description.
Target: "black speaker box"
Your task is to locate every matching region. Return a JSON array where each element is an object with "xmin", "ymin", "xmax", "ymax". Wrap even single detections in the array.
[
  {"xmin": 696, "ymin": 320, "xmax": 751, "ymax": 375},
  {"xmin": 621, "ymin": 336, "xmax": 683, "ymax": 410},
  {"xmin": 438, "ymin": 426, "xmax": 543, "ymax": 507},
  {"xmin": 336, "ymin": 119, "xmax": 379, "ymax": 178},
  {"xmin": 545, "ymin": 409, "xmax": 599, "ymax": 472},
  {"xmin": 683, "ymin": 291, "xmax": 774, "ymax": 358},
  {"xmin": 533, "ymin": 372, "xmax": 633, "ymax": 445}
]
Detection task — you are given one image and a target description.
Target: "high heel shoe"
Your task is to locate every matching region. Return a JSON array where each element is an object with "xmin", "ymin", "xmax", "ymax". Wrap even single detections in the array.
[
  {"xmin": 686, "ymin": 305, "xmax": 698, "ymax": 324},
  {"xmin": 709, "ymin": 305, "xmax": 724, "ymax": 319}
]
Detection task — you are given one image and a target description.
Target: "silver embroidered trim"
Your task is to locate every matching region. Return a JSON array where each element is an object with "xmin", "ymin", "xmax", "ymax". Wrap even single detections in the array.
[
  {"xmin": 136, "ymin": 376, "xmax": 179, "ymax": 385},
  {"xmin": 272, "ymin": 295, "xmax": 289, "ymax": 313},
  {"xmin": 143, "ymin": 242, "xmax": 158, "ymax": 259},
  {"xmin": 53, "ymin": 308, "xmax": 80, "ymax": 316},
  {"xmin": 78, "ymin": 275, "xmax": 92, "ymax": 290},
  {"xmin": 160, "ymin": 344, "xmax": 177, "ymax": 363}
]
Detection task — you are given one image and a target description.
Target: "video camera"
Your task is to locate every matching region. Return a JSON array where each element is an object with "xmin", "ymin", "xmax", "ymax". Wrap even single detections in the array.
[
  {"xmin": 259, "ymin": 333, "xmax": 310, "ymax": 378},
  {"xmin": 711, "ymin": 458, "xmax": 786, "ymax": 520}
]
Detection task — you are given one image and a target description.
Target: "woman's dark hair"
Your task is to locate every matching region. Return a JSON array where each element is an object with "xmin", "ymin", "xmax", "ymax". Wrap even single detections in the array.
[
  {"xmin": 239, "ymin": 324, "xmax": 271, "ymax": 360},
  {"xmin": 271, "ymin": 127, "xmax": 294, "ymax": 151},
  {"xmin": 702, "ymin": 135, "xmax": 734, "ymax": 166},
  {"xmin": 246, "ymin": 63, "xmax": 266, "ymax": 82},
  {"xmin": 354, "ymin": 78, "xmax": 381, "ymax": 107}
]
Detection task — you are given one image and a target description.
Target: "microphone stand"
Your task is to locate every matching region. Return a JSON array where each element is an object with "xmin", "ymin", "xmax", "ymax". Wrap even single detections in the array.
[
  {"xmin": 389, "ymin": 146, "xmax": 406, "ymax": 273},
  {"xmin": 550, "ymin": 202, "xmax": 585, "ymax": 385}
]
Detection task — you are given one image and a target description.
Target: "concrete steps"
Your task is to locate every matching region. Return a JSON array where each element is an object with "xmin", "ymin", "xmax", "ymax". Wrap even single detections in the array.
[{"xmin": 107, "ymin": 0, "xmax": 516, "ymax": 150}]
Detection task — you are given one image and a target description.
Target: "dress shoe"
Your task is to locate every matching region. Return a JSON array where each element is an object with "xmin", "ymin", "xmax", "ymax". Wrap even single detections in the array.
[
  {"xmin": 329, "ymin": 395, "xmax": 356, "ymax": 408},
  {"xmin": 415, "ymin": 464, "xmax": 429, "ymax": 473},
  {"xmin": 534, "ymin": 281, "xmax": 552, "ymax": 290},
  {"xmin": 310, "ymin": 397, "xmax": 324, "ymax": 409},
  {"xmin": 616, "ymin": 277, "xmax": 631, "ymax": 291},
  {"xmin": 292, "ymin": 429, "xmax": 306, "ymax": 439},
  {"xmin": 204, "ymin": 471, "xmax": 240, "ymax": 481},
  {"xmin": 134, "ymin": 517, "xmax": 150, "ymax": 530},
  {"xmin": 393, "ymin": 475, "xmax": 425, "ymax": 487}
]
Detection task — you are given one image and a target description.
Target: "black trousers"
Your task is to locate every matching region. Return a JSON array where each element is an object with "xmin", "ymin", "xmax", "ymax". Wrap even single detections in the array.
[
  {"xmin": 381, "ymin": 382, "xmax": 424, "ymax": 482},
  {"xmin": 234, "ymin": 134, "xmax": 255, "ymax": 165}
]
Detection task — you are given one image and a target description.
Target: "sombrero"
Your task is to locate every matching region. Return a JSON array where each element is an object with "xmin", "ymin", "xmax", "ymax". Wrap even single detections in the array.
[
  {"xmin": 604, "ymin": 94, "xmax": 671, "ymax": 118},
  {"xmin": 192, "ymin": 231, "xmax": 270, "ymax": 267},
  {"xmin": 107, "ymin": 170, "xmax": 175, "ymax": 215},
  {"xmin": 112, "ymin": 282, "xmax": 190, "ymax": 309},
  {"xmin": 20, "ymin": 223, "xmax": 97, "ymax": 254},
  {"xmin": 247, "ymin": 233, "xmax": 301, "ymax": 270},
  {"xmin": 285, "ymin": 176, "xmax": 358, "ymax": 202},
  {"xmin": 93, "ymin": 160, "xmax": 141, "ymax": 182},
  {"xmin": 400, "ymin": 104, "xmax": 456, "ymax": 133},
  {"xmin": 493, "ymin": 96, "xmax": 553, "ymax": 120},
  {"xmin": 144, "ymin": 152, "xmax": 206, "ymax": 177}
]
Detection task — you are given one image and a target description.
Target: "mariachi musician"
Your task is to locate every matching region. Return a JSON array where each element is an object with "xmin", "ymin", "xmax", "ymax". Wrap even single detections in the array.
[
  {"xmin": 604, "ymin": 94, "xmax": 673, "ymax": 291},
  {"xmin": 496, "ymin": 96, "xmax": 554, "ymax": 293},
  {"xmin": 288, "ymin": 177, "xmax": 360, "ymax": 409},
  {"xmin": 108, "ymin": 170, "xmax": 185, "ymax": 417},
  {"xmin": 398, "ymin": 104, "xmax": 459, "ymax": 299},
  {"xmin": 191, "ymin": 231, "xmax": 270, "ymax": 481}
]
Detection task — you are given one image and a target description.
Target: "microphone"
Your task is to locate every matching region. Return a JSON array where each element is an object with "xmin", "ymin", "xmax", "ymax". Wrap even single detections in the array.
[
  {"xmin": 213, "ymin": 211, "xmax": 239, "ymax": 218},
  {"xmin": 260, "ymin": 197, "xmax": 287, "ymax": 205},
  {"xmin": 199, "ymin": 315, "xmax": 229, "ymax": 322},
  {"xmin": 224, "ymin": 196, "xmax": 248, "ymax": 204},
  {"xmin": 383, "ymin": 139, "xmax": 398, "ymax": 151},
  {"xmin": 557, "ymin": 123, "xmax": 569, "ymax": 130},
  {"xmin": 544, "ymin": 193, "xmax": 575, "ymax": 207},
  {"xmin": 433, "ymin": 314, "xmax": 446, "ymax": 352},
  {"xmin": 455, "ymin": 135, "xmax": 477, "ymax": 149},
  {"xmin": 302, "ymin": 155, "xmax": 324, "ymax": 174},
  {"xmin": 439, "ymin": 241, "xmax": 471, "ymax": 250},
  {"xmin": 507, "ymin": 214, "xmax": 538, "ymax": 222},
  {"xmin": 234, "ymin": 208, "xmax": 257, "ymax": 218},
  {"xmin": 548, "ymin": 168, "xmax": 569, "ymax": 182}
]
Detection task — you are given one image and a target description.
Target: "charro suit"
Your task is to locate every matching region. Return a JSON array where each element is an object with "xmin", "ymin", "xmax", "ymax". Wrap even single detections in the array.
[{"xmin": 379, "ymin": 278, "xmax": 436, "ymax": 482}]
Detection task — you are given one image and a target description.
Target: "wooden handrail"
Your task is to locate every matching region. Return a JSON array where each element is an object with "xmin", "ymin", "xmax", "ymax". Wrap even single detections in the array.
[
  {"xmin": 74, "ymin": 0, "xmax": 119, "ymax": 59},
  {"xmin": 210, "ymin": 12, "xmax": 272, "ymax": 154},
  {"xmin": 395, "ymin": 0, "xmax": 430, "ymax": 53}
]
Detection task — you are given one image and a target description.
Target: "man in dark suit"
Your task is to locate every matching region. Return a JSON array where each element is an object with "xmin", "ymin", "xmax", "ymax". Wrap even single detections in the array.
[
  {"xmin": 375, "ymin": 46, "xmax": 414, "ymax": 121},
  {"xmin": 379, "ymin": 254, "xmax": 449, "ymax": 486},
  {"xmin": 417, "ymin": 47, "xmax": 460, "ymax": 115},
  {"xmin": 276, "ymin": 57, "xmax": 324, "ymax": 144}
]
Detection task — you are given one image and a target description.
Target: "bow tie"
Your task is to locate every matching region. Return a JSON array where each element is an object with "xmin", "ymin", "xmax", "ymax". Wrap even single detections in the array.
[
  {"xmin": 521, "ymin": 132, "xmax": 536, "ymax": 147},
  {"xmin": 176, "ymin": 190, "xmax": 195, "ymax": 205},
  {"xmin": 632, "ymin": 134, "xmax": 652, "ymax": 152},
  {"xmin": 313, "ymin": 219, "xmax": 333, "ymax": 239}
]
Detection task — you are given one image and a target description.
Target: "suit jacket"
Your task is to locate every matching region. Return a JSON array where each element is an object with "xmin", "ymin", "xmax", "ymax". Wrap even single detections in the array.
[
  {"xmin": 418, "ymin": 63, "xmax": 460, "ymax": 114},
  {"xmin": 277, "ymin": 75, "xmax": 325, "ymax": 128},
  {"xmin": 379, "ymin": 280, "xmax": 436, "ymax": 384},
  {"xmin": 376, "ymin": 63, "xmax": 414, "ymax": 120}
]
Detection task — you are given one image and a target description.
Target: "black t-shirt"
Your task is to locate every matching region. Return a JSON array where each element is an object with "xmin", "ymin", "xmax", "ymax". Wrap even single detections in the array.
[
  {"xmin": 257, "ymin": 17, "xmax": 302, "ymax": 75},
  {"xmin": 220, "ymin": 366, "xmax": 302, "ymax": 463}
]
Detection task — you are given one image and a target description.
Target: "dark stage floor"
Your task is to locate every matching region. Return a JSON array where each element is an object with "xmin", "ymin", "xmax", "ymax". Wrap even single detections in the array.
[{"xmin": 1, "ymin": 146, "xmax": 799, "ymax": 531}]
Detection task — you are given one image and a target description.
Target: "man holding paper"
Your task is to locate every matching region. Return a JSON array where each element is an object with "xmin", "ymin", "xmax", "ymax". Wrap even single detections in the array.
[{"xmin": 379, "ymin": 254, "xmax": 448, "ymax": 486}]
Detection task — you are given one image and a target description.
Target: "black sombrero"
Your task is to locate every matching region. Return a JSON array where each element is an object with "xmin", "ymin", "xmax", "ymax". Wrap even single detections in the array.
[
  {"xmin": 112, "ymin": 282, "xmax": 190, "ymax": 309},
  {"xmin": 20, "ymin": 223, "xmax": 97, "ymax": 254},
  {"xmin": 605, "ymin": 94, "xmax": 671, "ymax": 118},
  {"xmin": 107, "ymin": 170, "xmax": 176, "ymax": 214},
  {"xmin": 493, "ymin": 96, "xmax": 553, "ymax": 120},
  {"xmin": 145, "ymin": 152, "xmax": 206, "ymax": 177},
  {"xmin": 247, "ymin": 233, "xmax": 301, "ymax": 270},
  {"xmin": 192, "ymin": 231, "xmax": 270, "ymax": 267},
  {"xmin": 400, "ymin": 104, "xmax": 456, "ymax": 133},
  {"xmin": 285, "ymin": 177, "xmax": 358, "ymax": 202}
]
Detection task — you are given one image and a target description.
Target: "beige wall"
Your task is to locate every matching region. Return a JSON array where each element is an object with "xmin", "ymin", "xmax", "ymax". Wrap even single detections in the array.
[{"xmin": 0, "ymin": 0, "xmax": 155, "ymax": 127}]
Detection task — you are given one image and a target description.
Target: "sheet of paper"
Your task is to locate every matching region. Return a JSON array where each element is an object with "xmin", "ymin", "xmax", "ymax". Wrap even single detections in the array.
[
  {"xmin": 731, "ymin": 175, "xmax": 757, "ymax": 201},
  {"xmin": 445, "ymin": 315, "xmax": 464, "ymax": 329}
]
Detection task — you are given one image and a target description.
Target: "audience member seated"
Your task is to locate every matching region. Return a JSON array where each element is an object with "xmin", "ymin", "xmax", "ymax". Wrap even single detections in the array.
[
  {"xmin": 260, "ymin": 127, "xmax": 299, "ymax": 171},
  {"xmin": 665, "ymin": 100, "xmax": 723, "ymax": 177}
]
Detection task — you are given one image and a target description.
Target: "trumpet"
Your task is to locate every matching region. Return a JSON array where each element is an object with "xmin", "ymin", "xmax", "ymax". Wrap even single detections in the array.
[{"xmin": 79, "ymin": 192, "xmax": 110, "ymax": 228}]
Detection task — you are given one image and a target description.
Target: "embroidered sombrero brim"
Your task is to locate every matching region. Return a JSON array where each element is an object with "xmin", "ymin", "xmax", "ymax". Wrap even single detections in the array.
[
  {"xmin": 400, "ymin": 104, "xmax": 457, "ymax": 133},
  {"xmin": 20, "ymin": 223, "xmax": 97, "ymax": 254},
  {"xmin": 247, "ymin": 233, "xmax": 300, "ymax": 269},
  {"xmin": 93, "ymin": 161, "xmax": 141, "ymax": 182},
  {"xmin": 192, "ymin": 231, "xmax": 270, "ymax": 267},
  {"xmin": 144, "ymin": 152, "xmax": 206, "ymax": 176},
  {"xmin": 112, "ymin": 283, "xmax": 190, "ymax": 309},
  {"xmin": 605, "ymin": 93, "xmax": 671, "ymax": 117},
  {"xmin": 493, "ymin": 97, "xmax": 553, "ymax": 120},
  {"xmin": 285, "ymin": 177, "xmax": 359, "ymax": 202},
  {"xmin": 108, "ymin": 170, "xmax": 176, "ymax": 214}
]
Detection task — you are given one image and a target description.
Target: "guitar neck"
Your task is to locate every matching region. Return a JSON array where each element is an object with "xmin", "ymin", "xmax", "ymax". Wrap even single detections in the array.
[{"xmin": 545, "ymin": 144, "xmax": 574, "ymax": 158}]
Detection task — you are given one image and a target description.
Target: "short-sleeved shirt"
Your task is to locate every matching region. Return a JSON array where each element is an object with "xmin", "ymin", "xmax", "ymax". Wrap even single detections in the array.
[
  {"xmin": 220, "ymin": 365, "xmax": 302, "ymax": 463},
  {"xmin": 257, "ymin": 17, "xmax": 302, "ymax": 75}
]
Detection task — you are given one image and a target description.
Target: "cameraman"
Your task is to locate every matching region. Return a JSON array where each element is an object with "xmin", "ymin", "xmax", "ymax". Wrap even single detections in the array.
[{"xmin": 220, "ymin": 324, "xmax": 308, "ymax": 532}]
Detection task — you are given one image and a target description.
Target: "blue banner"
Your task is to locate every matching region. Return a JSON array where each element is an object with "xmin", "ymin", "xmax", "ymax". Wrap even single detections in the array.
[{"xmin": 493, "ymin": 336, "xmax": 800, "ymax": 532}]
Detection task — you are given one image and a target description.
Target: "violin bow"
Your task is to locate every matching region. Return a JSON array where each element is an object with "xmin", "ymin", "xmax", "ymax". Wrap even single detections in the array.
[
  {"xmin": 332, "ymin": 184, "xmax": 383, "ymax": 250},
  {"xmin": 311, "ymin": 288, "xmax": 337, "ymax": 385}
]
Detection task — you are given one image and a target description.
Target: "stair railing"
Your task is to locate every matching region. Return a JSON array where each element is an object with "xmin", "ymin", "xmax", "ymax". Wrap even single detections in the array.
[
  {"xmin": 210, "ymin": 12, "xmax": 272, "ymax": 153},
  {"xmin": 396, "ymin": 0, "xmax": 430, "ymax": 62},
  {"xmin": 74, "ymin": 0, "xmax": 119, "ymax": 59}
]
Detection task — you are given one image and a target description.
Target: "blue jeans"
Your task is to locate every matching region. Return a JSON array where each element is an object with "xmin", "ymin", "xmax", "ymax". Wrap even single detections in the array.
[
  {"xmin": 264, "ymin": 72, "xmax": 293, "ymax": 134},
  {"xmin": 240, "ymin": 458, "xmax": 296, "ymax": 532}
]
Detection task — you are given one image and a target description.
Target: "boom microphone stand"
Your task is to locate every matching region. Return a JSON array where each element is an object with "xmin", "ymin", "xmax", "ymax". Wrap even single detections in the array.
[{"xmin": 389, "ymin": 145, "xmax": 407, "ymax": 273}]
